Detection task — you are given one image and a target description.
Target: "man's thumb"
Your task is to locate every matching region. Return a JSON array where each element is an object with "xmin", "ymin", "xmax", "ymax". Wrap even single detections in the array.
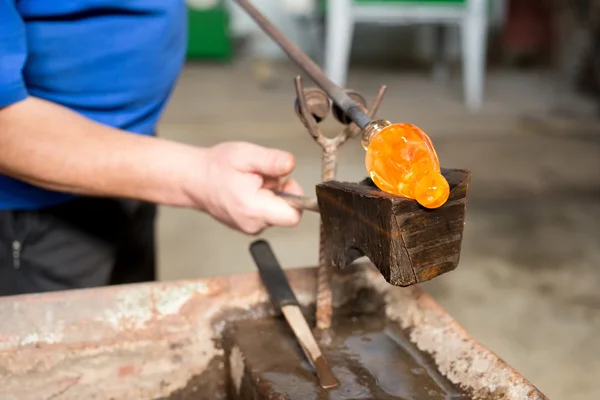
[
  {"xmin": 238, "ymin": 145, "xmax": 295, "ymax": 177},
  {"xmin": 255, "ymin": 189, "xmax": 302, "ymax": 228}
]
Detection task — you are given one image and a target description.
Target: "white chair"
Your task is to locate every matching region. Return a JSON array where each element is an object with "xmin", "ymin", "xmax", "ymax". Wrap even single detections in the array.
[{"xmin": 324, "ymin": 0, "xmax": 489, "ymax": 111}]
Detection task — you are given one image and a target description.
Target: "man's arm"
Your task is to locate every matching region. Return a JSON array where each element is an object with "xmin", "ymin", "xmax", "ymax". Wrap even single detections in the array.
[
  {"xmin": 0, "ymin": 96, "xmax": 206, "ymax": 209},
  {"xmin": 0, "ymin": 1, "xmax": 302, "ymax": 234},
  {"xmin": 0, "ymin": 97, "xmax": 303, "ymax": 234},
  {"xmin": 0, "ymin": 1, "xmax": 201, "ymax": 208}
]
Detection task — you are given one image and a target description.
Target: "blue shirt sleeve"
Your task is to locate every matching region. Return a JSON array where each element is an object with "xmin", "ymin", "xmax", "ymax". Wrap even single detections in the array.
[{"xmin": 0, "ymin": 0, "xmax": 29, "ymax": 108}]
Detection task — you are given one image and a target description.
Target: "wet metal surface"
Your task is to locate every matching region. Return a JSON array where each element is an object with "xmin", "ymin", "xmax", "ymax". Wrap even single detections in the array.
[{"xmin": 229, "ymin": 315, "xmax": 467, "ymax": 399}]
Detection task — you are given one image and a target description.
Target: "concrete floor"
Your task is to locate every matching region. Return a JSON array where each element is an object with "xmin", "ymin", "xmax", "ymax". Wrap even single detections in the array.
[{"xmin": 157, "ymin": 61, "xmax": 600, "ymax": 400}]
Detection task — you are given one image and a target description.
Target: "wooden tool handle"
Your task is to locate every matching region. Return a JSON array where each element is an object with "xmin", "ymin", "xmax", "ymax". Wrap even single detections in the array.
[{"xmin": 248, "ymin": 239, "xmax": 340, "ymax": 390}]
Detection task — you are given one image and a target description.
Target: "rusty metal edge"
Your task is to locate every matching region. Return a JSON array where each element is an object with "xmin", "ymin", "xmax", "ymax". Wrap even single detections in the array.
[
  {"xmin": 0, "ymin": 265, "xmax": 547, "ymax": 399},
  {"xmin": 357, "ymin": 267, "xmax": 549, "ymax": 400}
]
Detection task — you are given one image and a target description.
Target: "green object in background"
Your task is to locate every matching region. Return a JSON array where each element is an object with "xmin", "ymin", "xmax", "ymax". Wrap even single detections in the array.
[{"xmin": 186, "ymin": 3, "xmax": 232, "ymax": 60}]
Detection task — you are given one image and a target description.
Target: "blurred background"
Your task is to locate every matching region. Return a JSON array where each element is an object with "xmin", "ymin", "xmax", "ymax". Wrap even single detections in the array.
[{"xmin": 157, "ymin": 0, "xmax": 599, "ymax": 399}]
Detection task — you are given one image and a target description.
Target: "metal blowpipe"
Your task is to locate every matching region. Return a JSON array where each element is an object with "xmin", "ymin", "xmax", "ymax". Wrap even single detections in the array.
[{"xmin": 233, "ymin": 0, "xmax": 373, "ymax": 130}]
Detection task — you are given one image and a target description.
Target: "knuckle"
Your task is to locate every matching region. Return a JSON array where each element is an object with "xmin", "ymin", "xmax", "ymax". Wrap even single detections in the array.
[
  {"xmin": 235, "ymin": 141, "xmax": 256, "ymax": 153},
  {"xmin": 229, "ymin": 141, "xmax": 245, "ymax": 154},
  {"xmin": 284, "ymin": 213, "xmax": 301, "ymax": 228},
  {"xmin": 291, "ymin": 212, "xmax": 302, "ymax": 225},
  {"xmin": 223, "ymin": 142, "xmax": 244, "ymax": 163},
  {"xmin": 239, "ymin": 200, "xmax": 260, "ymax": 220},
  {"xmin": 264, "ymin": 150, "xmax": 279, "ymax": 166},
  {"xmin": 236, "ymin": 202, "xmax": 264, "ymax": 234},
  {"xmin": 240, "ymin": 219, "xmax": 264, "ymax": 235}
]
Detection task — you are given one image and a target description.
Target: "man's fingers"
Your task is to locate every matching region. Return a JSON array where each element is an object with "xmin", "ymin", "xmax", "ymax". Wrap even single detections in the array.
[
  {"xmin": 280, "ymin": 178, "xmax": 304, "ymax": 197},
  {"xmin": 254, "ymin": 188, "xmax": 302, "ymax": 228},
  {"xmin": 262, "ymin": 176, "xmax": 303, "ymax": 195},
  {"xmin": 262, "ymin": 176, "xmax": 286, "ymax": 191},
  {"xmin": 233, "ymin": 144, "xmax": 295, "ymax": 177}
]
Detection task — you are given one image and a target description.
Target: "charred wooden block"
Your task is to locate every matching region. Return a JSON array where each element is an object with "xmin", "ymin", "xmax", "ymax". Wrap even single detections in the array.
[{"xmin": 316, "ymin": 168, "xmax": 471, "ymax": 287}]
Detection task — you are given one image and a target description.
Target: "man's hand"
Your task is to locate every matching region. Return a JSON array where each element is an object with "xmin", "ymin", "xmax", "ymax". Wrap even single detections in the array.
[
  {"xmin": 189, "ymin": 142, "xmax": 304, "ymax": 235},
  {"xmin": 0, "ymin": 97, "xmax": 304, "ymax": 235}
]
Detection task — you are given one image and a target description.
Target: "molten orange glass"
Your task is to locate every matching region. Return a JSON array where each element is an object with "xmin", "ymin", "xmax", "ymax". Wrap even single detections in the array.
[{"xmin": 362, "ymin": 120, "xmax": 449, "ymax": 209}]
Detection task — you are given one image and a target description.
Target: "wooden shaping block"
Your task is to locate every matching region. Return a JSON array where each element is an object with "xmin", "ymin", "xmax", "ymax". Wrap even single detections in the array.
[{"xmin": 316, "ymin": 168, "xmax": 471, "ymax": 287}]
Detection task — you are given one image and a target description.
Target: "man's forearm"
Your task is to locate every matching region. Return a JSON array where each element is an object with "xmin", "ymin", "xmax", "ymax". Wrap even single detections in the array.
[{"xmin": 0, "ymin": 96, "xmax": 206, "ymax": 208}]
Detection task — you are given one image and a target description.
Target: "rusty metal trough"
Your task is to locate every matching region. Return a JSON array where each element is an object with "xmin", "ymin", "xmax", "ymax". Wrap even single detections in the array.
[{"xmin": 0, "ymin": 264, "xmax": 547, "ymax": 400}]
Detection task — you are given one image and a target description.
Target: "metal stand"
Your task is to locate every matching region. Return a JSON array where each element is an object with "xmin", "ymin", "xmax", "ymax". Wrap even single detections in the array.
[
  {"xmin": 233, "ymin": 0, "xmax": 388, "ymax": 330},
  {"xmin": 293, "ymin": 77, "xmax": 387, "ymax": 330}
]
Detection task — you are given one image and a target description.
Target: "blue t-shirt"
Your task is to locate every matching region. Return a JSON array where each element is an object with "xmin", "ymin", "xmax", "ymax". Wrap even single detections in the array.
[{"xmin": 0, "ymin": 0, "xmax": 187, "ymax": 210}]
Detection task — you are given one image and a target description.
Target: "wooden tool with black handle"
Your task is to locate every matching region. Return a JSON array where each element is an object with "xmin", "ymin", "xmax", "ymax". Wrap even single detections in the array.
[{"xmin": 249, "ymin": 239, "xmax": 340, "ymax": 390}]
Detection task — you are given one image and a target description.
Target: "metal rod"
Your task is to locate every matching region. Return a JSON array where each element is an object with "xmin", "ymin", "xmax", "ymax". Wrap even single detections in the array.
[
  {"xmin": 292, "ymin": 76, "xmax": 341, "ymax": 331},
  {"xmin": 316, "ymin": 150, "xmax": 336, "ymax": 331},
  {"xmin": 233, "ymin": 0, "xmax": 373, "ymax": 130},
  {"xmin": 274, "ymin": 190, "xmax": 319, "ymax": 213}
]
